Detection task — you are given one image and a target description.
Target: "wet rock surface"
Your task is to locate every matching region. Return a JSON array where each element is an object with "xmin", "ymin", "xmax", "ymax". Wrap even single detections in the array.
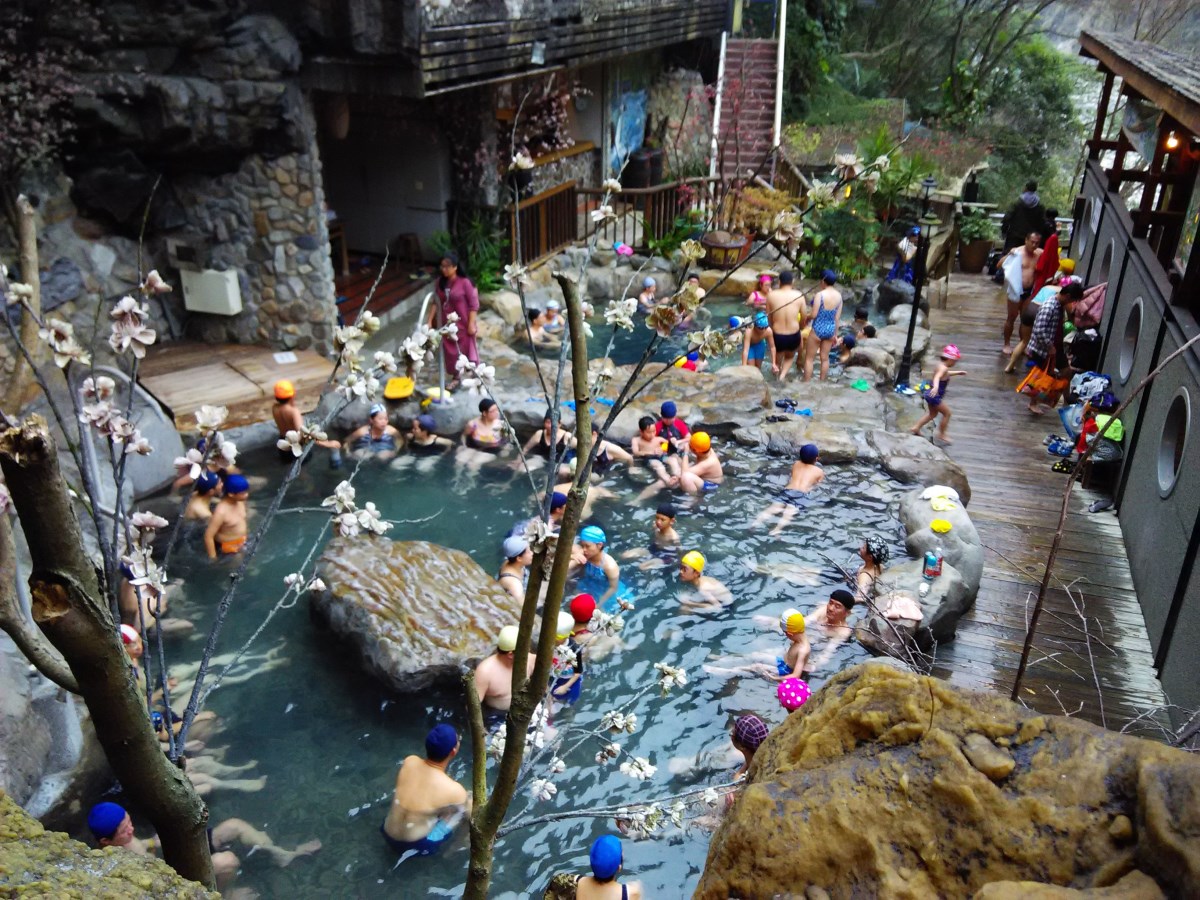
[
  {"xmin": 697, "ymin": 663, "xmax": 1200, "ymax": 900},
  {"xmin": 0, "ymin": 789, "xmax": 217, "ymax": 899},
  {"xmin": 312, "ymin": 536, "xmax": 523, "ymax": 693},
  {"xmin": 868, "ymin": 430, "xmax": 972, "ymax": 505},
  {"xmin": 898, "ymin": 487, "xmax": 984, "ymax": 598}
]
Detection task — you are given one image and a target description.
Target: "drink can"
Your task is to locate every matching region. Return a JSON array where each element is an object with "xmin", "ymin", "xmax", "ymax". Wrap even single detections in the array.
[{"xmin": 923, "ymin": 551, "xmax": 939, "ymax": 580}]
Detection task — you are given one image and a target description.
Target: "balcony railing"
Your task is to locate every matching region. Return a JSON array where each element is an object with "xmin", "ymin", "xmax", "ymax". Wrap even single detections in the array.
[
  {"xmin": 578, "ymin": 178, "xmax": 733, "ymax": 254},
  {"xmin": 509, "ymin": 181, "xmax": 579, "ymax": 266}
]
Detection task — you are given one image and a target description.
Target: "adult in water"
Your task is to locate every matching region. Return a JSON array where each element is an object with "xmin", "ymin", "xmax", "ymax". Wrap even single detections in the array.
[
  {"xmin": 407, "ymin": 414, "xmax": 454, "ymax": 456},
  {"xmin": 382, "ymin": 724, "xmax": 471, "ymax": 857},
  {"xmin": 425, "ymin": 251, "xmax": 480, "ymax": 386},
  {"xmin": 569, "ymin": 525, "xmax": 633, "ymax": 613},
  {"xmin": 88, "ymin": 801, "xmax": 320, "ymax": 891},
  {"xmin": 271, "ymin": 379, "xmax": 342, "ymax": 465},
  {"xmin": 807, "ymin": 588, "xmax": 858, "ymax": 671},
  {"xmin": 343, "ymin": 403, "xmax": 402, "ymax": 460},
  {"xmin": 585, "ymin": 421, "xmax": 633, "ymax": 477},
  {"xmin": 473, "ymin": 625, "xmax": 537, "ymax": 713},
  {"xmin": 856, "ymin": 536, "xmax": 890, "ymax": 600},
  {"xmin": 462, "ymin": 398, "xmax": 508, "ymax": 452},
  {"xmin": 204, "ymin": 473, "xmax": 250, "ymax": 559},
  {"xmin": 497, "ymin": 535, "xmax": 532, "ymax": 602},
  {"xmin": 576, "ymin": 834, "xmax": 644, "ymax": 900},
  {"xmin": 522, "ymin": 409, "xmax": 575, "ymax": 468},
  {"xmin": 804, "ymin": 269, "xmax": 843, "ymax": 383}
]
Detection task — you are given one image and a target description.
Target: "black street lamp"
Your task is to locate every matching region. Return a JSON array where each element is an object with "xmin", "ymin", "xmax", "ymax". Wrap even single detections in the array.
[{"xmin": 896, "ymin": 210, "xmax": 941, "ymax": 388}]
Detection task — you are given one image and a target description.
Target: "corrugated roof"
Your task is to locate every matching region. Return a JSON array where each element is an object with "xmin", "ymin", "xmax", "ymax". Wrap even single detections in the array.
[{"xmin": 1081, "ymin": 30, "xmax": 1200, "ymax": 136}]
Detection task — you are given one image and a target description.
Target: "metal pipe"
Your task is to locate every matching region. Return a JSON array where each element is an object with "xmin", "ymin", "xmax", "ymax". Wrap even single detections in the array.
[
  {"xmin": 417, "ymin": 290, "xmax": 447, "ymax": 403},
  {"xmin": 709, "ymin": 30, "xmax": 728, "ymax": 181},
  {"xmin": 773, "ymin": 0, "xmax": 786, "ymax": 149}
]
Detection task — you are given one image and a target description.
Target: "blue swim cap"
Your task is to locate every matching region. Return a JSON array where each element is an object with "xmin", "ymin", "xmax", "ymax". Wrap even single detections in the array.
[
  {"xmin": 550, "ymin": 492, "xmax": 568, "ymax": 511},
  {"xmin": 686, "ymin": 351, "xmax": 699, "ymax": 362},
  {"xmin": 799, "ymin": 443, "xmax": 819, "ymax": 463},
  {"xmin": 223, "ymin": 473, "xmax": 250, "ymax": 494},
  {"xmin": 88, "ymin": 802, "xmax": 127, "ymax": 840},
  {"xmin": 196, "ymin": 470, "xmax": 220, "ymax": 493},
  {"xmin": 415, "ymin": 414, "xmax": 437, "ymax": 432},
  {"xmin": 579, "ymin": 525, "xmax": 607, "ymax": 544},
  {"xmin": 425, "ymin": 723, "xmax": 459, "ymax": 761},
  {"xmin": 590, "ymin": 834, "xmax": 623, "ymax": 880},
  {"xmin": 728, "ymin": 316, "xmax": 742, "ymax": 329},
  {"xmin": 842, "ymin": 334, "xmax": 857, "ymax": 349},
  {"xmin": 660, "ymin": 401, "xmax": 677, "ymax": 418},
  {"xmin": 754, "ymin": 311, "xmax": 769, "ymax": 328},
  {"xmin": 821, "ymin": 269, "xmax": 838, "ymax": 285}
]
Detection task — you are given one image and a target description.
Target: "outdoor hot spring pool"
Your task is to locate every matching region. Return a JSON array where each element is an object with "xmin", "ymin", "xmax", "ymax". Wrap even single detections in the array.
[{"xmin": 123, "ymin": 437, "xmax": 904, "ymax": 898}]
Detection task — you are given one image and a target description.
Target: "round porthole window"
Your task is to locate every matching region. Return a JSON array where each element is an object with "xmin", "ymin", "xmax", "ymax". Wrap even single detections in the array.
[
  {"xmin": 1100, "ymin": 239, "xmax": 1114, "ymax": 282},
  {"xmin": 1119, "ymin": 297, "xmax": 1142, "ymax": 384},
  {"xmin": 1158, "ymin": 389, "xmax": 1190, "ymax": 496}
]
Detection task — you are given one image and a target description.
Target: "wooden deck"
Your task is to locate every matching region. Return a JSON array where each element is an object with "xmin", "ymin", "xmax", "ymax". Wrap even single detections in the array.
[
  {"xmin": 921, "ymin": 274, "xmax": 1169, "ymax": 736},
  {"xmin": 335, "ymin": 256, "xmax": 431, "ymax": 322},
  {"xmin": 138, "ymin": 343, "xmax": 334, "ymax": 431}
]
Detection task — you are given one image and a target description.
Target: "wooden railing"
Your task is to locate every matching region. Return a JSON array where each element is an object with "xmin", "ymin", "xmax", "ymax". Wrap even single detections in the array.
[
  {"xmin": 509, "ymin": 180, "xmax": 578, "ymax": 266},
  {"xmin": 577, "ymin": 177, "xmax": 732, "ymax": 254}
]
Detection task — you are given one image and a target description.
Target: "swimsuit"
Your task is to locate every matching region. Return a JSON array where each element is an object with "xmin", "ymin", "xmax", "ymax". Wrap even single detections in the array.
[
  {"xmin": 777, "ymin": 487, "xmax": 808, "ymax": 508},
  {"xmin": 551, "ymin": 636, "xmax": 585, "ymax": 705},
  {"xmin": 702, "ymin": 480, "xmax": 720, "ymax": 492},
  {"xmin": 776, "ymin": 656, "xmax": 794, "ymax": 676},
  {"xmin": 353, "ymin": 433, "xmax": 397, "ymax": 453},
  {"xmin": 746, "ymin": 338, "xmax": 768, "ymax": 362},
  {"xmin": 380, "ymin": 820, "xmax": 454, "ymax": 857},
  {"xmin": 536, "ymin": 431, "xmax": 569, "ymax": 460},
  {"xmin": 774, "ymin": 331, "xmax": 801, "ymax": 352},
  {"xmin": 812, "ymin": 298, "xmax": 839, "ymax": 341},
  {"xmin": 464, "ymin": 423, "xmax": 507, "ymax": 453},
  {"xmin": 219, "ymin": 535, "xmax": 246, "ymax": 554},
  {"xmin": 923, "ymin": 380, "xmax": 948, "ymax": 407},
  {"xmin": 409, "ymin": 438, "xmax": 448, "ymax": 456},
  {"xmin": 592, "ymin": 444, "xmax": 613, "ymax": 474},
  {"xmin": 576, "ymin": 560, "xmax": 633, "ymax": 614}
]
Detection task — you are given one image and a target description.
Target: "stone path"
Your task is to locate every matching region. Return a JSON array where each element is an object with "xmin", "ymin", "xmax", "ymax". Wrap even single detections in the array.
[{"xmin": 917, "ymin": 274, "xmax": 1169, "ymax": 735}]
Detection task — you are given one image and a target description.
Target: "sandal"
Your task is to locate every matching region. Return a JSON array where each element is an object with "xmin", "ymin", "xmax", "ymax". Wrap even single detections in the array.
[{"xmin": 1052, "ymin": 458, "xmax": 1075, "ymax": 474}]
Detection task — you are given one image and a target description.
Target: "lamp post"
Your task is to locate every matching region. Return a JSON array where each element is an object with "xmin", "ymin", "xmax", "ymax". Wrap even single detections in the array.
[{"xmin": 896, "ymin": 211, "xmax": 941, "ymax": 388}]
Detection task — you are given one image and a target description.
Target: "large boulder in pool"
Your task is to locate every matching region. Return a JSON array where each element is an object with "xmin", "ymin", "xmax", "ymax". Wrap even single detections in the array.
[
  {"xmin": 867, "ymin": 430, "xmax": 972, "ymax": 505},
  {"xmin": 855, "ymin": 559, "xmax": 972, "ymax": 661},
  {"xmin": 696, "ymin": 662, "xmax": 1200, "ymax": 899},
  {"xmin": 312, "ymin": 536, "xmax": 522, "ymax": 692},
  {"xmin": 899, "ymin": 486, "xmax": 984, "ymax": 600},
  {"xmin": 607, "ymin": 363, "xmax": 771, "ymax": 441}
]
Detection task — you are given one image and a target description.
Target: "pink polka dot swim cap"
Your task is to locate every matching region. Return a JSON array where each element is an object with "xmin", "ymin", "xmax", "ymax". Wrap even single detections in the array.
[{"xmin": 777, "ymin": 677, "xmax": 811, "ymax": 711}]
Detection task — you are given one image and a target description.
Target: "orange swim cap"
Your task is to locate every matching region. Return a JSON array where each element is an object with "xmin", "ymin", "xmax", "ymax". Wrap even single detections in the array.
[
  {"xmin": 274, "ymin": 379, "xmax": 295, "ymax": 400},
  {"xmin": 690, "ymin": 431, "xmax": 711, "ymax": 453}
]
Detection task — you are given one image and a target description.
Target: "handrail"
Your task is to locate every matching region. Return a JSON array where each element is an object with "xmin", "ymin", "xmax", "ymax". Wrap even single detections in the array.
[
  {"xmin": 416, "ymin": 290, "xmax": 446, "ymax": 402},
  {"xmin": 576, "ymin": 176, "xmax": 723, "ymax": 197}
]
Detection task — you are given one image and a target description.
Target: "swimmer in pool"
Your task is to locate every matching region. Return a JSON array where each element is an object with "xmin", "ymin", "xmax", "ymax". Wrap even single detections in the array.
[
  {"xmin": 569, "ymin": 525, "xmax": 632, "ymax": 613},
  {"xmin": 678, "ymin": 550, "xmax": 733, "ymax": 612},
  {"xmin": 272, "ymin": 379, "xmax": 342, "ymax": 465},
  {"xmin": 184, "ymin": 470, "xmax": 220, "ymax": 521},
  {"xmin": 807, "ymin": 588, "xmax": 857, "ymax": 671},
  {"xmin": 754, "ymin": 442, "xmax": 825, "ymax": 535},
  {"xmin": 406, "ymin": 414, "xmax": 454, "ymax": 456},
  {"xmin": 497, "ymin": 535, "xmax": 532, "ymax": 603},
  {"xmin": 204, "ymin": 473, "xmax": 250, "ymax": 559},
  {"xmin": 343, "ymin": 403, "xmax": 402, "ymax": 460},
  {"xmin": 632, "ymin": 415, "xmax": 680, "ymax": 497},
  {"xmin": 462, "ymin": 398, "xmax": 509, "ymax": 453},
  {"xmin": 473, "ymin": 625, "xmax": 537, "ymax": 712},
  {"xmin": 704, "ymin": 608, "xmax": 811, "ymax": 682},
  {"xmin": 382, "ymin": 724, "xmax": 471, "ymax": 858},
  {"xmin": 679, "ymin": 432, "xmax": 723, "ymax": 494}
]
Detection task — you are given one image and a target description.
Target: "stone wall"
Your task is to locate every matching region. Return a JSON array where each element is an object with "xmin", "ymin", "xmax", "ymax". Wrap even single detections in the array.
[{"xmin": 528, "ymin": 147, "xmax": 600, "ymax": 195}]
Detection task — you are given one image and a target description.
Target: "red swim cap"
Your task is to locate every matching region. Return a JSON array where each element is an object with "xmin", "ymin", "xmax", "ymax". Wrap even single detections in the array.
[{"xmin": 569, "ymin": 593, "xmax": 597, "ymax": 623}]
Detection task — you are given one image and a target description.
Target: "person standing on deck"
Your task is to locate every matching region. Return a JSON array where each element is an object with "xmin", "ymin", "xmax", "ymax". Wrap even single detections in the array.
[{"xmin": 425, "ymin": 251, "xmax": 479, "ymax": 387}]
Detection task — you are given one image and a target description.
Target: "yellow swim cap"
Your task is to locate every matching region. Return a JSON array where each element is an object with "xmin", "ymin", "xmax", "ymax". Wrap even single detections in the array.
[
  {"xmin": 497, "ymin": 625, "xmax": 519, "ymax": 652},
  {"xmin": 1059, "ymin": 258, "xmax": 1076, "ymax": 274},
  {"xmin": 930, "ymin": 518, "xmax": 953, "ymax": 534},
  {"xmin": 556, "ymin": 611, "xmax": 575, "ymax": 641},
  {"xmin": 780, "ymin": 608, "xmax": 805, "ymax": 634},
  {"xmin": 674, "ymin": 357, "xmax": 686, "ymax": 368},
  {"xmin": 690, "ymin": 431, "xmax": 711, "ymax": 453},
  {"xmin": 681, "ymin": 550, "xmax": 706, "ymax": 573}
]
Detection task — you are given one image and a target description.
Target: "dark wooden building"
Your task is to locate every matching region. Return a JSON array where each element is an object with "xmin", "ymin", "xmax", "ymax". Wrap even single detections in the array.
[{"xmin": 1072, "ymin": 31, "xmax": 1200, "ymax": 720}]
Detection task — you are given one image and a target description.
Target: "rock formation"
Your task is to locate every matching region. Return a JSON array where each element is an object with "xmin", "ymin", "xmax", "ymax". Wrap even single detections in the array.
[
  {"xmin": 312, "ymin": 536, "xmax": 524, "ymax": 692},
  {"xmin": 0, "ymin": 789, "xmax": 216, "ymax": 899},
  {"xmin": 696, "ymin": 663, "xmax": 1200, "ymax": 900}
]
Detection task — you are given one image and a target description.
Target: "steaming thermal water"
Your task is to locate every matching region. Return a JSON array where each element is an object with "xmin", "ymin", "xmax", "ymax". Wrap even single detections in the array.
[{"xmin": 148, "ymin": 438, "xmax": 903, "ymax": 898}]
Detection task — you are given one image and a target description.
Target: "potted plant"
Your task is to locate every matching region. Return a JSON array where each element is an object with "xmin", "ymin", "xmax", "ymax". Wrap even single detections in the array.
[{"xmin": 958, "ymin": 208, "xmax": 999, "ymax": 273}]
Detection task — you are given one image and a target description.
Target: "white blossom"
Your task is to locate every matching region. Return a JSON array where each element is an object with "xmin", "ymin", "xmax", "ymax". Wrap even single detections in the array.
[
  {"xmin": 214, "ymin": 440, "xmax": 238, "ymax": 469},
  {"xmin": 334, "ymin": 511, "xmax": 363, "ymax": 537},
  {"xmin": 38, "ymin": 318, "xmax": 91, "ymax": 367},
  {"xmin": 864, "ymin": 171, "xmax": 881, "ymax": 194},
  {"xmin": 337, "ymin": 371, "xmax": 379, "ymax": 401},
  {"xmin": 79, "ymin": 400, "xmax": 118, "ymax": 432},
  {"xmin": 601, "ymin": 710, "xmax": 636, "ymax": 733},
  {"xmin": 131, "ymin": 511, "xmax": 168, "ymax": 532},
  {"xmin": 530, "ymin": 778, "xmax": 557, "ymax": 802},
  {"xmin": 488, "ymin": 729, "xmax": 507, "ymax": 759},
  {"xmin": 549, "ymin": 757, "xmax": 566, "ymax": 774},
  {"xmin": 678, "ymin": 239, "xmax": 705, "ymax": 262},
  {"xmin": 80, "ymin": 375, "xmax": 116, "ymax": 401},
  {"xmin": 595, "ymin": 742, "xmax": 622, "ymax": 765},
  {"xmin": 833, "ymin": 153, "xmax": 863, "ymax": 180},
  {"xmin": 108, "ymin": 296, "xmax": 157, "ymax": 358},
  {"xmin": 0, "ymin": 483, "xmax": 10, "ymax": 514},
  {"xmin": 511, "ymin": 151, "xmax": 535, "ymax": 171},
  {"xmin": 306, "ymin": 577, "xmax": 326, "ymax": 592},
  {"xmin": 277, "ymin": 430, "xmax": 304, "ymax": 457},
  {"xmin": 808, "ymin": 179, "xmax": 837, "ymax": 207},
  {"xmin": 455, "ymin": 355, "xmax": 496, "ymax": 393},
  {"xmin": 668, "ymin": 799, "xmax": 687, "ymax": 828},
  {"xmin": 358, "ymin": 310, "xmax": 381, "ymax": 335},
  {"xmin": 5, "ymin": 281, "xmax": 34, "ymax": 304},
  {"xmin": 173, "ymin": 448, "xmax": 205, "ymax": 481},
  {"xmin": 323, "ymin": 481, "xmax": 357, "ymax": 514},
  {"xmin": 283, "ymin": 572, "xmax": 303, "ymax": 587},
  {"xmin": 872, "ymin": 154, "xmax": 891, "ymax": 172},
  {"xmin": 602, "ymin": 178, "xmax": 622, "ymax": 193},
  {"xmin": 590, "ymin": 205, "xmax": 615, "ymax": 224},
  {"xmin": 654, "ymin": 662, "xmax": 689, "ymax": 693},
  {"xmin": 604, "ymin": 296, "xmax": 638, "ymax": 331},
  {"xmin": 701, "ymin": 788, "xmax": 719, "ymax": 806},
  {"xmin": 124, "ymin": 430, "xmax": 153, "ymax": 456},
  {"xmin": 618, "ymin": 756, "xmax": 656, "ymax": 781},
  {"xmin": 193, "ymin": 405, "xmax": 229, "ymax": 433},
  {"xmin": 502, "ymin": 263, "xmax": 530, "ymax": 290},
  {"xmin": 373, "ymin": 350, "xmax": 398, "ymax": 374},
  {"xmin": 121, "ymin": 553, "xmax": 165, "ymax": 596},
  {"xmin": 589, "ymin": 609, "xmax": 625, "ymax": 637},
  {"xmin": 334, "ymin": 324, "xmax": 366, "ymax": 355},
  {"xmin": 355, "ymin": 501, "xmax": 393, "ymax": 535},
  {"xmin": 142, "ymin": 270, "xmax": 172, "ymax": 294}
]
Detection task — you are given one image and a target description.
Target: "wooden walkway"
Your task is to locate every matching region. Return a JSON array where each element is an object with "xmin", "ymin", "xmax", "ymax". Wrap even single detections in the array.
[
  {"xmin": 921, "ymin": 274, "xmax": 1169, "ymax": 736},
  {"xmin": 139, "ymin": 343, "xmax": 334, "ymax": 431}
]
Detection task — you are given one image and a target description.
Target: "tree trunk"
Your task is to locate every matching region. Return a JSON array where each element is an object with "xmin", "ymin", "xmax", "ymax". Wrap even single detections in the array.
[
  {"xmin": 11, "ymin": 195, "xmax": 43, "ymax": 406},
  {"xmin": 0, "ymin": 416, "xmax": 216, "ymax": 888}
]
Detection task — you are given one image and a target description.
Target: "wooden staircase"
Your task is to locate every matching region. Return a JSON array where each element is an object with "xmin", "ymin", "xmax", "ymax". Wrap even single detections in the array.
[{"xmin": 715, "ymin": 38, "xmax": 779, "ymax": 181}]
